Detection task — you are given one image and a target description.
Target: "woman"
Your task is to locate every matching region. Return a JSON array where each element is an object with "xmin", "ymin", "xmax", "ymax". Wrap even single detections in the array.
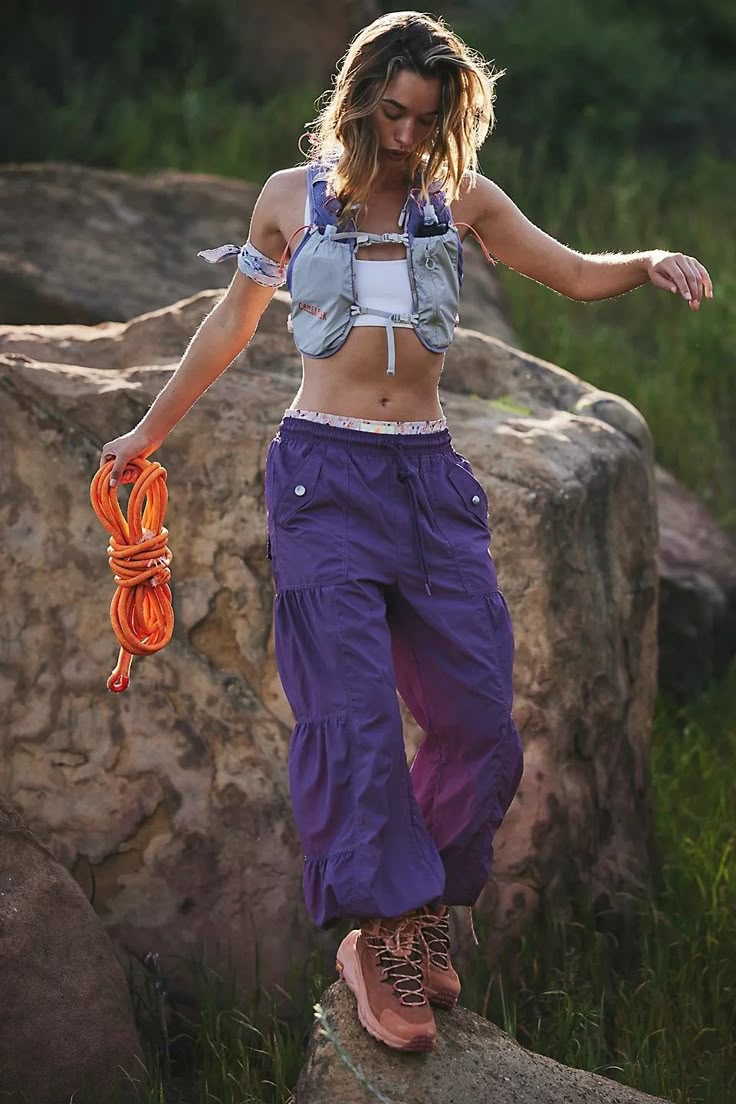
[{"xmin": 99, "ymin": 11, "xmax": 712, "ymax": 1053}]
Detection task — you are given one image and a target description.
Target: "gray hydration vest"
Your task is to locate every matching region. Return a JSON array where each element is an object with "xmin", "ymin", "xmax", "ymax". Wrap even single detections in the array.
[
  {"xmin": 198, "ymin": 158, "xmax": 497, "ymax": 375},
  {"xmin": 284, "ymin": 159, "xmax": 470, "ymax": 376}
]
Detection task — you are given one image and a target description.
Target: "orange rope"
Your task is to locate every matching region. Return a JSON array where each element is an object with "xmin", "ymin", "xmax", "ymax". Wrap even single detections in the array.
[{"xmin": 89, "ymin": 457, "xmax": 174, "ymax": 692}]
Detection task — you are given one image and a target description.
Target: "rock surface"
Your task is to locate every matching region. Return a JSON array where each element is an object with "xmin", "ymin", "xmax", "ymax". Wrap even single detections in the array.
[
  {"xmin": 655, "ymin": 465, "xmax": 736, "ymax": 700},
  {"xmin": 0, "ymin": 797, "xmax": 145, "ymax": 1103},
  {"xmin": 0, "ymin": 162, "xmax": 519, "ymax": 347},
  {"xmin": 295, "ymin": 980, "xmax": 672, "ymax": 1104},
  {"xmin": 0, "ymin": 290, "xmax": 659, "ymax": 1004}
]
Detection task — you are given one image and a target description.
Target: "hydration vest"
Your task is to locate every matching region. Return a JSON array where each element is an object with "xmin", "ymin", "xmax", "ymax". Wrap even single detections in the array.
[
  {"xmin": 198, "ymin": 157, "xmax": 497, "ymax": 376},
  {"xmin": 280, "ymin": 158, "xmax": 496, "ymax": 376}
]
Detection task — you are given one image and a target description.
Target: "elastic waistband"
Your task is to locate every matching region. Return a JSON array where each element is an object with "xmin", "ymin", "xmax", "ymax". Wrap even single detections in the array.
[
  {"xmin": 283, "ymin": 407, "xmax": 447, "ymax": 435},
  {"xmin": 278, "ymin": 412, "xmax": 453, "ymax": 454}
]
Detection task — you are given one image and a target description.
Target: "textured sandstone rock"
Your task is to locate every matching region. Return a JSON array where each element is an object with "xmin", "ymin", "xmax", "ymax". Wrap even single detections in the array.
[
  {"xmin": 0, "ymin": 162, "xmax": 518, "ymax": 347},
  {"xmin": 0, "ymin": 291, "xmax": 658, "ymax": 1005},
  {"xmin": 296, "ymin": 980, "xmax": 672, "ymax": 1104},
  {"xmin": 0, "ymin": 797, "xmax": 145, "ymax": 1103}
]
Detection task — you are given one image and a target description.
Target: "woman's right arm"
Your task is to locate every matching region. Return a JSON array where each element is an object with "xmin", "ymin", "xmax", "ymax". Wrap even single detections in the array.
[{"xmin": 99, "ymin": 172, "xmax": 290, "ymax": 485}]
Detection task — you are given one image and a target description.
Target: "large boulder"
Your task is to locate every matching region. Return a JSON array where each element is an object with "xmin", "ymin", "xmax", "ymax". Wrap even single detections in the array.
[
  {"xmin": 0, "ymin": 164, "xmax": 260, "ymax": 325},
  {"xmin": 0, "ymin": 797, "xmax": 145, "ymax": 1103},
  {"xmin": 296, "ymin": 979, "xmax": 671, "ymax": 1103},
  {"xmin": 0, "ymin": 162, "xmax": 519, "ymax": 348},
  {"xmin": 0, "ymin": 290, "xmax": 658, "ymax": 1005},
  {"xmin": 655, "ymin": 465, "xmax": 736, "ymax": 701}
]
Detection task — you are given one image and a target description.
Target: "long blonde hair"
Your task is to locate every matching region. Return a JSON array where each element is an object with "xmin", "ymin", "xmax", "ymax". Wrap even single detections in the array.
[{"xmin": 301, "ymin": 10, "xmax": 504, "ymax": 224}]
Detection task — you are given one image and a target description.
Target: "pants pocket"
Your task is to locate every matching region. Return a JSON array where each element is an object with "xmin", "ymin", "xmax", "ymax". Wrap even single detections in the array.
[
  {"xmin": 426, "ymin": 454, "xmax": 498, "ymax": 597},
  {"xmin": 266, "ymin": 440, "xmax": 348, "ymax": 590}
]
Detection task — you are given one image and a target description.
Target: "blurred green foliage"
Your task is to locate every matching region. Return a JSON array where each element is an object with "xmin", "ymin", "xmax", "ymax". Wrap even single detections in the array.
[
  {"xmin": 2, "ymin": 0, "xmax": 735, "ymax": 170},
  {"xmin": 456, "ymin": 0, "xmax": 736, "ymax": 166}
]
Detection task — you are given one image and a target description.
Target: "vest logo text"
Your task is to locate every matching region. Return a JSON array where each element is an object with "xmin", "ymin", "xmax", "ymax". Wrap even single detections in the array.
[{"xmin": 298, "ymin": 301, "xmax": 327, "ymax": 320}]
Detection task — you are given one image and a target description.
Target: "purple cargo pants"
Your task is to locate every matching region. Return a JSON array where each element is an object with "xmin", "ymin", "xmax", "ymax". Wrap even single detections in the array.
[{"xmin": 265, "ymin": 414, "xmax": 524, "ymax": 929}]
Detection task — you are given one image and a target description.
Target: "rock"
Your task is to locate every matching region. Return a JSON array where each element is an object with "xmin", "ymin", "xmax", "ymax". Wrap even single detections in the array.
[
  {"xmin": 0, "ymin": 163, "xmax": 260, "ymax": 325},
  {"xmin": 295, "ymin": 980, "xmax": 672, "ymax": 1103},
  {"xmin": 0, "ymin": 797, "xmax": 145, "ymax": 1103},
  {"xmin": 573, "ymin": 389, "xmax": 653, "ymax": 456},
  {"xmin": 0, "ymin": 291, "xmax": 658, "ymax": 1008},
  {"xmin": 0, "ymin": 162, "xmax": 518, "ymax": 348},
  {"xmin": 655, "ymin": 464, "xmax": 736, "ymax": 701}
]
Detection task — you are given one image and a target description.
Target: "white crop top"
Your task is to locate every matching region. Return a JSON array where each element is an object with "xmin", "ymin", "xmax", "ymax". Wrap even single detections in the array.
[{"xmin": 303, "ymin": 190, "xmax": 414, "ymax": 328}]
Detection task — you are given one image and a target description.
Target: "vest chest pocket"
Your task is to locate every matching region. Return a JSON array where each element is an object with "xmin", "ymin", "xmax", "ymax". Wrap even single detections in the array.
[
  {"xmin": 410, "ymin": 230, "xmax": 461, "ymax": 349},
  {"xmin": 288, "ymin": 234, "xmax": 355, "ymax": 356}
]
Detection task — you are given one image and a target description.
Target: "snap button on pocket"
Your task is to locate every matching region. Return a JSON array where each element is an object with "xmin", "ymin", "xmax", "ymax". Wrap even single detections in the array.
[
  {"xmin": 447, "ymin": 461, "xmax": 489, "ymax": 518},
  {"xmin": 270, "ymin": 451, "xmax": 347, "ymax": 589},
  {"xmin": 277, "ymin": 454, "xmax": 324, "ymax": 525}
]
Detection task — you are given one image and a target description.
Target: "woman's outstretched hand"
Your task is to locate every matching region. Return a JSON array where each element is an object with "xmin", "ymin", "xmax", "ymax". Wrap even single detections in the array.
[
  {"xmin": 99, "ymin": 429, "xmax": 162, "ymax": 487},
  {"xmin": 645, "ymin": 250, "xmax": 713, "ymax": 310}
]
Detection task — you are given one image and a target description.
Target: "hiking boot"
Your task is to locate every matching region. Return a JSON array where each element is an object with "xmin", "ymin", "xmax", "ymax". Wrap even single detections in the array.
[
  {"xmin": 336, "ymin": 908, "xmax": 437, "ymax": 1051},
  {"xmin": 416, "ymin": 903, "xmax": 461, "ymax": 1010}
]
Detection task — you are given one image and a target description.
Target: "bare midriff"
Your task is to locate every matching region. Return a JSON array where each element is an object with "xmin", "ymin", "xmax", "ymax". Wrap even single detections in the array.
[
  {"xmin": 291, "ymin": 327, "xmax": 446, "ymax": 422},
  {"xmin": 283, "ymin": 169, "xmax": 473, "ymax": 423}
]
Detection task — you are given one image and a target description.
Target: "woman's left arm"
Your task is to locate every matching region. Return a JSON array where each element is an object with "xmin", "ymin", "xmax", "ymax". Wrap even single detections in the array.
[{"xmin": 469, "ymin": 175, "xmax": 713, "ymax": 310}]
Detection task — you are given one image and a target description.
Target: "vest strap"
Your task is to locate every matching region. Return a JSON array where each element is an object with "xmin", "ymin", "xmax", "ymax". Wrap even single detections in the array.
[
  {"xmin": 349, "ymin": 305, "xmax": 420, "ymax": 376},
  {"xmin": 332, "ymin": 231, "xmax": 409, "ymax": 246},
  {"xmin": 453, "ymin": 222, "xmax": 498, "ymax": 266},
  {"xmin": 279, "ymin": 224, "xmax": 314, "ymax": 272}
]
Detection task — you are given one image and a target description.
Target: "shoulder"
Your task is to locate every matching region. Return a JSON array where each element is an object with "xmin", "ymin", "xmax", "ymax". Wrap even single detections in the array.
[
  {"xmin": 249, "ymin": 166, "xmax": 311, "ymax": 244},
  {"xmin": 451, "ymin": 170, "xmax": 503, "ymax": 222},
  {"xmin": 258, "ymin": 164, "xmax": 310, "ymax": 207}
]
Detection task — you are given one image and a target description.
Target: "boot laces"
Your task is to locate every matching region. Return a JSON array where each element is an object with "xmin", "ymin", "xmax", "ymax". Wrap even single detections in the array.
[
  {"xmin": 418, "ymin": 907, "xmax": 451, "ymax": 970},
  {"xmin": 364, "ymin": 916, "xmax": 429, "ymax": 1006}
]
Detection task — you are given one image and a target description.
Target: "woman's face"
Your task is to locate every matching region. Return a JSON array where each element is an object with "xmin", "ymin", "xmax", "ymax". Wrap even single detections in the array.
[{"xmin": 371, "ymin": 68, "xmax": 441, "ymax": 163}]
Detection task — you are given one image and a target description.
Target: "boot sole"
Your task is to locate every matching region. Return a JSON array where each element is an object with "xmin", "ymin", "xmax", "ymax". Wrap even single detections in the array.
[{"xmin": 336, "ymin": 932, "xmax": 437, "ymax": 1052}]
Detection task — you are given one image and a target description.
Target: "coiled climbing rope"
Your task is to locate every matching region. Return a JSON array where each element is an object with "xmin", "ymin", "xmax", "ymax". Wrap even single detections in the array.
[{"xmin": 89, "ymin": 457, "xmax": 174, "ymax": 692}]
